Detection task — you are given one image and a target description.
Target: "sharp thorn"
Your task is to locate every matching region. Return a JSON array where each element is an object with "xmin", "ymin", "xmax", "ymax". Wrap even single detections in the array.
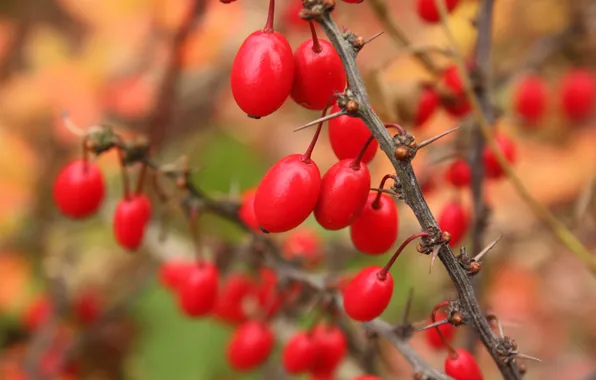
[
  {"xmin": 417, "ymin": 125, "xmax": 461, "ymax": 150},
  {"xmin": 516, "ymin": 353, "xmax": 542, "ymax": 363},
  {"xmin": 428, "ymin": 246, "xmax": 440, "ymax": 274},
  {"xmin": 293, "ymin": 111, "xmax": 347, "ymax": 132},
  {"xmin": 364, "ymin": 31, "xmax": 384, "ymax": 45},
  {"xmin": 473, "ymin": 235, "xmax": 502, "ymax": 262},
  {"xmin": 415, "ymin": 318, "xmax": 449, "ymax": 332},
  {"xmin": 61, "ymin": 111, "xmax": 86, "ymax": 136}
]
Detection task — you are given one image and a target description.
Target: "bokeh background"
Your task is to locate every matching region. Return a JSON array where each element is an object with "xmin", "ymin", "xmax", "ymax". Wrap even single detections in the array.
[{"xmin": 1, "ymin": 0, "xmax": 596, "ymax": 379}]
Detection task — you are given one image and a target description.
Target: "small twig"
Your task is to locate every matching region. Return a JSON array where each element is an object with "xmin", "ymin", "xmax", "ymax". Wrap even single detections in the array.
[
  {"xmin": 293, "ymin": 110, "xmax": 346, "ymax": 132},
  {"xmin": 416, "ymin": 126, "xmax": 461, "ymax": 150},
  {"xmin": 473, "ymin": 236, "xmax": 501, "ymax": 262}
]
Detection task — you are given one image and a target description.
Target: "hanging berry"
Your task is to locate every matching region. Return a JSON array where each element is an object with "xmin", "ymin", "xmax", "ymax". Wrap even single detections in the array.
[
  {"xmin": 343, "ymin": 266, "xmax": 393, "ymax": 321},
  {"xmin": 310, "ymin": 323, "xmax": 347, "ymax": 375},
  {"xmin": 238, "ymin": 188, "xmax": 261, "ymax": 233},
  {"xmin": 440, "ymin": 64, "xmax": 471, "ymax": 117},
  {"xmin": 415, "ymin": 85, "xmax": 440, "ymax": 127},
  {"xmin": 231, "ymin": 0, "xmax": 294, "ymax": 118},
  {"xmin": 559, "ymin": 68, "xmax": 595, "ymax": 122},
  {"xmin": 291, "ymin": 22, "xmax": 346, "ymax": 110},
  {"xmin": 158, "ymin": 260, "xmax": 194, "ymax": 291},
  {"xmin": 445, "ymin": 159, "xmax": 471, "ymax": 188},
  {"xmin": 513, "ymin": 74, "xmax": 548, "ymax": 126},
  {"xmin": 328, "ymin": 104, "xmax": 378, "ymax": 163},
  {"xmin": 314, "ymin": 136, "xmax": 373, "ymax": 230},
  {"xmin": 444, "ymin": 349, "xmax": 484, "ymax": 380},
  {"xmin": 482, "ymin": 133, "xmax": 516, "ymax": 179},
  {"xmin": 350, "ymin": 185, "xmax": 399, "ymax": 254},
  {"xmin": 424, "ymin": 311, "xmax": 455, "ymax": 350},
  {"xmin": 282, "ymin": 227, "xmax": 323, "ymax": 268},
  {"xmin": 416, "ymin": 0, "xmax": 460, "ymax": 23},
  {"xmin": 253, "ymin": 108, "xmax": 328, "ymax": 233},
  {"xmin": 438, "ymin": 200, "xmax": 469, "ymax": 247},
  {"xmin": 113, "ymin": 194, "xmax": 152, "ymax": 250},
  {"xmin": 53, "ymin": 159, "xmax": 105, "ymax": 219},
  {"xmin": 213, "ymin": 272, "xmax": 255, "ymax": 325},
  {"xmin": 177, "ymin": 261, "xmax": 219, "ymax": 317},
  {"xmin": 226, "ymin": 320, "xmax": 275, "ymax": 371},
  {"xmin": 282, "ymin": 331, "xmax": 318, "ymax": 374}
]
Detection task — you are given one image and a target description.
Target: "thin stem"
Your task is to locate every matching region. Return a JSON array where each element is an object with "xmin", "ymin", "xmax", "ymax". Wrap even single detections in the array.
[
  {"xmin": 301, "ymin": 105, "xmax": 329, "ymax": 163},
  {"xmin": 350, "ymin": 135, "xmax": 375, "ymax": 170},
  {"xmin": 433, "ymin": 0, "xmax": 596, "ymax": 276},
  {"xmin": 116, "ymin": 146, "xmax": 131, "ymax": 200},
  {"xmin": 189, "ymin": 206, "xmax": 203, "ymax": 262},
  {"xmin": 81, "ymin": 135, "xmax": 89, "ymax": 169},
  {"xmin": 372, "ymin": 174, "xmax": 397, "ymax": 209},
  {"xmin": 384, "ymin": 122, "xmax": 406, "ymax": 135},
  {"xmin": 378, "ymin": 232, "xmax": 429, "ymax": 280},
  {"xmin": 135, "ymin": 162, "xmax": 148, "ymax": 195},
  {"xmin": 263, "ymin": 0, "xmax": 275, "ymax": 33},
  {"xmin": 431, "ymin": 301, "xmax": 457, "ymax": 357},
  {"xmin": 416, "ymin": 126, "xmax": 461, "ymax": 150},
  {"xmin": 309, "ymin": 21, "xmax": 322, "ymax": 53}
]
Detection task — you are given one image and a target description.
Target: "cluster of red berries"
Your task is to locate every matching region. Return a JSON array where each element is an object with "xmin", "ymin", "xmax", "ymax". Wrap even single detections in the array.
[
  {"xmin": 53, "ymin": 156, "xmax": 152, "ymax": 251},
  {"xmin": 514, "ymin": 68, "xmax": 596, "ymax": 126}
]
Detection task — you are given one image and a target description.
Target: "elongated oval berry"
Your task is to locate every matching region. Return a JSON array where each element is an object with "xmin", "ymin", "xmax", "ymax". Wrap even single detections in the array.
[
  {"xmin": 417, "ymin": 0, "xmax": 460, "ymax": 23},
  {"xmin": 438, "ymin": 201, "xmax": 468, "ymax": 247},
  {"xmin": 282, "ymin": 331, "xmax": 317, "ymax": 374},
  {"xmin": 424, "ymin": 312, "xmax": 455, "ymax": 350},
  {"xmin": 159, "ymin": 260, "xmax": 194, "ymax": 291},
  {"xmin": 231, "ymin": 0, "xmax": 294, "ymax": 118},
  {"xmin": 291, "ymin": 26, "xmax": 346, "ymax": 110},
  {"xmin": 415, "ymin": 86, "xmax": 440, "ymax": 127},
  {"xmin": 227, "ymin": 320, "xmax": 275, "ymax": 371},
  {"xmin": 441, "ymin": 65, "xmax": 471, "ymax": 117},
  {"xmin": 282, "ymin": 227, "xmax": 323, "ymax": 268},
  {"xmin": 113, "ymin": 194, "xmax": 151, "ymax": 250},
  {"xmin": 343, "ymin": 266, "xmax": 393, "ymax": 322},
  {"xmin": 214, "ymin": 272, "xmax": 255, "ymax": 325},
  {"xmin": 445, "ymin": 159, "xmax": 471, "ymax": 188},
  {"xmin": 177, "ymin": 262, "xmax": 219, "ymax": 317},
  {"xmin": 53, "ymin": 160, "xmax": 105, "ymax": 218},
  {"xmin": 314, "ymin": 159, "xmax": 371, "ymax": 230},
  {"xmin": 328, "ymin": 104, "xmax": 378, "ymax": 163},
  {"xmin": 74, "ymin": 289, "xmax": 102, "ymax": 325},
  {"xmin": 559, "ymin": 68, "xmax": 595, "ymax": 121},
  {"xmin": 238, "ymin": 188, "xmax": 261, "ymax": 233},
  {"xmin": 254, "ymin": 267, "xmax": 282, "ymax": 318},
  {"xmin": 23, "ymin": 296, "xmax": 52, "ymax": 331},
  {"xmin": 350, "ymin": 192, "xmax": 399, "ymax": 255},
  {"xmin": 483, "ymin": 133, "xmax": 516, "ymax": 179},
  {"xmin": 254, "ymin": 154, "xmax": 321, "ymax": 232},
  {"xmin": 514, "ymin": 74, "xmax": 547, "ymax": 125},
  {"xmin": 310, "ymin": 323, "xmax": 347, "ymax": 374},
  {"xmin": 444, "ymin": 349, "xmax": 483, "ymax": 380}
]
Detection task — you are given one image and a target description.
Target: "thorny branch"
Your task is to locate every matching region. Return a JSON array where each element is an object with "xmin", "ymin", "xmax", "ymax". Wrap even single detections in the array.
[
  {"xmin": 313, "ymin": 5, "xmax": 524, "ymax": 380},
  {"xmin": 466, "ymin": 0, "xmax": 496, "ymax": 354}
]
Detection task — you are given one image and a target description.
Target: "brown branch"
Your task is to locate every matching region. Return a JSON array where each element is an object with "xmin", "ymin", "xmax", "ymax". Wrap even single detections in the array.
[
  {"xmin": 146, "ymin": 0, "xmax": 207, "ymax": 148},
  {"xmin": 314, "ymin": 8, "xmax": 523, "ymax": 380},
  {"xmin": 466, "ymin": 0, "xmax": 496, "ymax": 354}
]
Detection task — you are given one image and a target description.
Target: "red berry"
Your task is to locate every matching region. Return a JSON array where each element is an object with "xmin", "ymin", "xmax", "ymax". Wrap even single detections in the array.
[
  {"xmin": 438, "ymin": 201, "xmax": 468, "ymax": 247},
  {"xmin": 158, "ymin": 260, "xmax": 194, "ymax": 291},
  {"xmin": 23, "ymin": 296, "xmax": 52, "ymax": 331},
  {"xmin": 282, "ymin": 227, "xmax": 323, "ymax": 268},
  {"xmin": 74, "ymin": 289, "xmax": 102, "ymax": 325},
  {"xmin": 254, "ymin": 267, "xmax": 282, "ymax": 318},
  {"xmin": 53, "ymin": 160, "xmax": 105, "ymax": 218},
  {"xmin": 254, "ymin": 154, "xmax": 321, "ymax": 232},
  {"xmin": 441, "ymin": 65, "xmax": 471, "ymax": 117},
  {"xmin": 231, "ymin": 27, "xmax": 294, "ymax": 117},
  {"xmin": 445, "ymin": 159, "xmax": 471, "ymax": 188},
  {"xmin": 310, "ymin": 323, "xmax": 347, "ymax": 374},
  {"xmin": 444, "ymin": 349, "xmax": 483, "ymax": 380},
  {"xmin": 482, "ymin": 133, "xmax": 516, "ymax": 179},
  {"xmin": 328, "ymin": 104, "xmax": 378, "ymax": 164},
  {"xmin": 513, "ymin": 74, "xmax": 548, "ymax": 125},
  {"xmin": 177, "ymin": 262, "xmax": 219, "ymax": 317},
  {"xmin": 291, "ymin": 35, "xmax": 346, "ymax": 110},
  {"xmin": 113, "ymin": 194, "xmax": 152, "ymax": 250},
  {"xmin": 238, "ymin": 188, "xmax": 261, "ymax": 233},
  {"xmin": 343, "ymin": 266, "xmax": 393, "ymax": 321},
  {"xmin": 314, "ymin": 158, "xmax": 371, "ymax": 230},
  {"xmin": 226, "ymin": 320, "xmax": 275, "ymax": 371},
  {"xmin": 350, "ymin": 192, "xmax": 399, "ymax": 254},
  {"xmin": 417, "ymin": 0, "xmax": 460, "ymax": 23},
  {"xmin": 559, "ymin": 68, "xmax": 595, "ymax": 121},
  {"xmin": 415, "ymin": 86, "xmax": 440, "ymax": 126},
  {"xmin": 424, "ymin": 312, "xmax": 455, "ymax": 350},
  {"xmin": 282, "ymin": 331, "xmax": 318, "ymax": 374},
  {"xmin": 214, "ymin": 272, "xmax": 255, "ymax": 325}
]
